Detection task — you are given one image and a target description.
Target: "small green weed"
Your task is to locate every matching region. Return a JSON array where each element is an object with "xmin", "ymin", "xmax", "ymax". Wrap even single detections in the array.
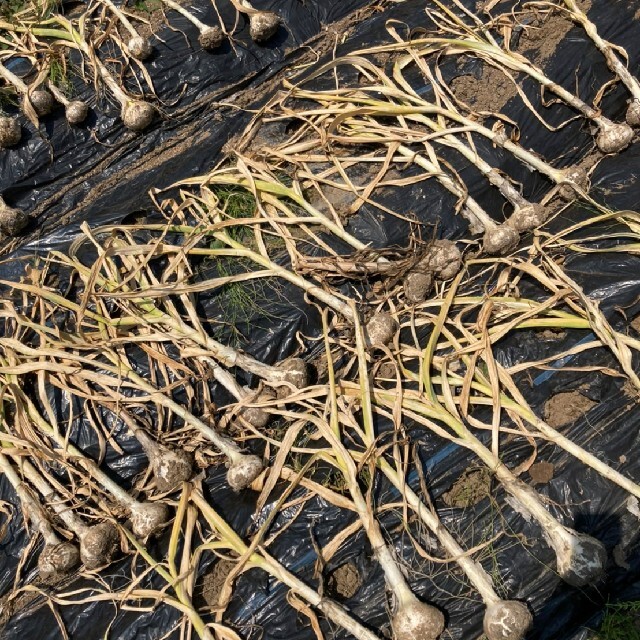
[
  {"xmin": 132, "ymin": 0, "xmax": 162, "ymax": 13},
  {"xmin": 0, "ymin": 0, "xmax": 58, "ymax": 20},
  {"xmin": 0, "ymin": 0, "xmax": 27, "ymax": 20},
  {"xmin": 208, "ymin": 186, "xmax": 256, "ymax": 247},
  {"xmin": 48, "ymin": 57, "xmax": 73, "ymax": 95},
  {"xmin": 595, "ymin": 601, "xmax": 640, "ymax": 640},
  {"xmin": 0, "ymin": 88, "xmax": 18, "ymax": 109}
]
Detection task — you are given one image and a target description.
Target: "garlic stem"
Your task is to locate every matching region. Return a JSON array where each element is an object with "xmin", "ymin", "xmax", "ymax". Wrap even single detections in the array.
[
  {"xmin": 562, "ymin": 0, "xmax": 640, "ymax": 105},
  {"xmin": 191, "ymin": 489, "xmax": 383, "ymax": 640},
  {"xmin": 418, "ymin": 36, "xmax": 633, "ymax": 152},
  {"xmin": 98, "ymin": 0, "xmax": 153, "ymax": 59},
  {"xmin": 56, "ymin": 17, "xmax": 155, "ymax": 130},
  {"xmin": 18, "ymin": 458, "xmax": 119, "ymax": 569},
  {"xmin": 46, "ymin": 81, "xmax": 88, "ymax": 125},
  {"xmin": 0, "ymin": 451, "xmax": 80, "ymax": 576},
  {"xmin": 17, "ymin": 390, "xmax": 168, "ymax": 537},
  {"xmin": 100, "ymin": 0, "xmax": 139, "ymax": 38},
  {"xmin": 0, "ymin": 62, "xmax": 53, "ymax": 116},
  {"xmin": 161, "ymin": 0, "xmax": 224, "ymax": 50}
]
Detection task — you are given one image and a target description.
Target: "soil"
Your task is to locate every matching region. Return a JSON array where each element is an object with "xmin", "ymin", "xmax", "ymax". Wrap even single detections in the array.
[
  {"xmin": 442, "ymin": 467, "xmax": 492, "ymax": 508},
  {"xmin": 305, "ymin": 160, "xmax": 392, "ymax": 219},
  {"xmin": 201, "ymin": 558, "xmax": 236, "ymax": 607},
  {"xmin": 543, "ymin": 390, "xmax": 598, "ymax": 428},
  {"xmin": 451, "ymin": 65, "xmax": 518, "ymax": 114},
  {"xmin": 126, "ymin": 0, "xmax": 182, "ymax": 40},
  {"xmin": 528, "ymin": 461, "xmax": 555, "ymax": 485},
  {"xmin": 327, "ymin": 562, "xmax": 361, "ymax": 599},
  {"xmin": 517, "ymin": 0, "xmax": 592, "ymax": 65},
  {"xmin": 538, "ymin": 328, "xmax": 567, "ymax": 341},
  {"xmin": 455, "ymin": 0, "xmax": 592, "ymax": 117},
  {"xmin": 0, "ymin": 569, "xmax": 76, "ymax": 633}
]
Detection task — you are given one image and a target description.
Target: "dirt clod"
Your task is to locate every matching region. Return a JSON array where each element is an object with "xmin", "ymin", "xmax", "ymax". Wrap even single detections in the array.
[
  {"xmin": 202, "ymin": 559, "xmax": 236, "ymax": 607},
  {"xmin": 328, "ymin": 562, "xmax": 361, "ymax": 599},
  {"xmin": 451, "ymin": 66, "xmax": 517, "ymax": 114},
  {"xmin": 544, "ymin": 391, "xmax": 597, "ymax": 428},
  {"xmin": 404, "ymin": 271, "xmax": 434, "ymax": 303},
  {"xmin": 529, "ymin": 461, "xmax": 555, "ymax": 486},
  {"xmin": 443, "ymin": 468, "xmax": 491, "ymax": 508},
  {"xmin": 538, "ymin": 328, "xmax": 566, "ymax": 341},
  {"xmin": 517, "ymin": 2, "xmax": 591, "ymax": 65}
]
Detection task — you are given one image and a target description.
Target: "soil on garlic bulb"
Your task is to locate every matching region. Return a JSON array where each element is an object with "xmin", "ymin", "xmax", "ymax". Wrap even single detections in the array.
[
  {"xmin": 249, "ymin": 11, "xmax": 280, "ymax": 43},
  {"xmin": 420, "ymin": 239, "xmax": 462, "ymax": 280},
  {"xmin": 275, "ymin": 358, "xmax": 309, "ymax": 398},
  {"xmin": 29, "ymin": 90, "xmax": 54, "ymax": 117},
  {"xmin": 199, "ymin": 26, "xmax": 225, "ymax": 50},
  {"xmin": 627, "ymin": 100, "xmax": 640, "ymax": 126},
  {"xmin": 0, "ymin": 116, "xmax": 21, "ymax": 147},
  {"xmin": 596, "ymin": 122, "xmax": 634, "ymax": 154},
  {"xmin": 130, "ymin": 501, "xmax": 170, "ymax": 538},
  {"xmin": 0, "ymin": 201, "xmax": 29, "ymax": 236},
  {"xmin": 80, "ymin": 522, "xmax": 120, "ymax": 569},
  {"xmin": 507, "ymin": 204, "xmax": 548, "ymax": 232},
  {"xmin": 392, "ymin": 601, "xmax": 446, "ymax": 640},
  {"xmin": 483, "ymin": 225, "xmax": 519, "ymax": 256},
  {"xmin": 150, "ymin": 447, "xmax": 193, "ymax": 492},
  {"xmin": 483, "ymin": 600, "xmax": 533, "ymax": 640},
  {"xmin": 122, "ymin": 101, "xmax": 156, "ymax": 131},
  {"xmin": 128, "ymin": 36, "xmax": 153, "ymax": 60},
  {"xmin": 66, "ymin": 101, "xmax": 89, "ymax": 125},
  {"xmin": 403, "ymin": 271, "xmax": 433, "ymax": 303},
  {"xmin": 240, "ymin": 389, "xmax": 275, "ymax": 427},
  {"xmin": 38, "ymin": 542, "xmax": 80, "ymax": 579},
  {"xmin": 365, "ymin": 312, "xmax": 398, "ymax": 348},
  {"xmin": 227, "ymin": 454, "xmax": 264, "ymax": 492}
]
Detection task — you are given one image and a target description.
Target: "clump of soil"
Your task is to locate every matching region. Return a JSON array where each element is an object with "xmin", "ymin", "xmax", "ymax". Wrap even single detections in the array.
[
  {"xmin": 306, "ymin": 161, "xmax": 388, "ymax": 219},
  {"xmin": 202, "ymin": 559, "xmax": 236, "ymax": 607},
  {"xmin": 544, "ymin": 390, "xmax": 598, "ymax": 428},
  {"xmin": 442, "ymin": 468, "xmax": 491, "ymax": 508},
  {"xmin": 538, "ymin": 328, "xmax": 567, "ymax": 341},
  {"xmin": 517, "ymin": 0, "xmax": 592, "ymax": 65},
  {"xmin": 451, "ymin": 65, "xmax": 518, "ymax": 113},
  {"xmin": 529, "ymin": 461, "xmax": 555, "ymax": 485},
  {"xmin": 327, "ymin": 562, "xmax": 361, "ymax": 599}
]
